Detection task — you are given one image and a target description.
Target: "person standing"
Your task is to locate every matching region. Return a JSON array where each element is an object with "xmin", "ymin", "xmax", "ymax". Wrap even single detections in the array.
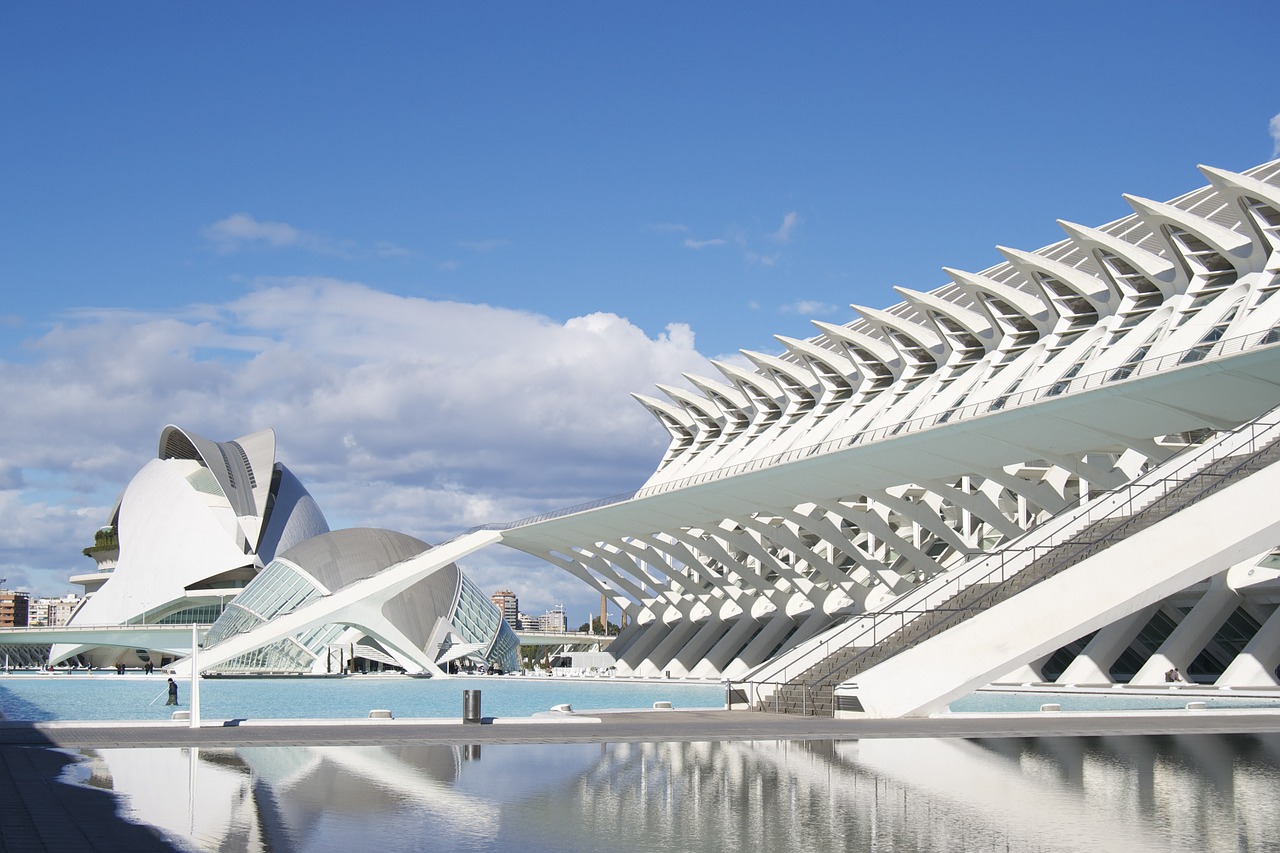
[{"xmin": 165, "ymin": 678, "xmax": 178, "ymax": 706}]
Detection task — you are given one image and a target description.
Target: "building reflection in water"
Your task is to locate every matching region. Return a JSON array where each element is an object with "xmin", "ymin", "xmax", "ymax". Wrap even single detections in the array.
[{"xmin": 76, "ymin": 733, "xmax": 1280, "ymax": 852}]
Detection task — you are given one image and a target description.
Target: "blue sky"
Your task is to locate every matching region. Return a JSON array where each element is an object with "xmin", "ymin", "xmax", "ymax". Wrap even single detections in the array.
[{"xmin": 2, "ymin": 3, "xmax": 1278, "ymax": 618}]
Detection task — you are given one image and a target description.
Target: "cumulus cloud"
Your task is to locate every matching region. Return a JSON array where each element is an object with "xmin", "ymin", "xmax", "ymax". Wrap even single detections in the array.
[
  {"xmin": 203, "ymin": 213, "xmax": 349, "ymax": 256},
  {"xmin": 1272, "ymin": 112, "xmax": 1280, "ymax": 156},
  {"xmin": 0, "ymin": 279, "xmax": 712, "ymax": 612}
]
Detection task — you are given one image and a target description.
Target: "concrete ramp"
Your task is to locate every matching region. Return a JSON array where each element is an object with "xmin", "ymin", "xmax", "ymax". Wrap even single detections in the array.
[{"xmin": 849, "ymin": 441, "xmax": 1280, "ymax": 717}]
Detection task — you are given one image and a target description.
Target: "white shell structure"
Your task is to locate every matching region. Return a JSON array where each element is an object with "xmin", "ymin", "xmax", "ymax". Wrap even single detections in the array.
[{"xmin": 54, "ymin": 426, "xmax": 329, "ymax": 666}]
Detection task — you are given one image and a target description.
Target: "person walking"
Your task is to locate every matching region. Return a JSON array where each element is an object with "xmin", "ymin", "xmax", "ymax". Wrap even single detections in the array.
[{"xmin": 165, "ymin": 678, "xmax": 179, "ymax": 706}]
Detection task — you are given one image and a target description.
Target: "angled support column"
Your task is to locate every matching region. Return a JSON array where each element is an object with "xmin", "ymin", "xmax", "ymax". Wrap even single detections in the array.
[{"xmin": 1056, "ymin": 604, "xmax": 1159, "ymax": 685}]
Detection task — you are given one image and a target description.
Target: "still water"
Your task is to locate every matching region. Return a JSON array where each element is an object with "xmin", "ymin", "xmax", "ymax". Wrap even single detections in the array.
[
  {"xmin": 71, "ymin": 734, "xmax": 1280, "ymax": 852},
  {"xmin": 0, "ymin": 674, "xmax": 725, "ymax": 721}
]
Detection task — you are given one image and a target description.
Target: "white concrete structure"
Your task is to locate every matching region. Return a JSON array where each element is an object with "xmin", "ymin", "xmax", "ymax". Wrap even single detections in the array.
[
  {"xmin": 476, "ymin": 158, "xmax": 1280, "ymax": 713},
  {"xmin": 53, "ymin": 426, "xmax": 329, "ymax": 668},
  {"xmin": 186, "ymin": 527, "xmax": 518, "ymax": 676},
  {"xmin": 55, "ymin": 426, "xmax": 517, "ymax": 676}
]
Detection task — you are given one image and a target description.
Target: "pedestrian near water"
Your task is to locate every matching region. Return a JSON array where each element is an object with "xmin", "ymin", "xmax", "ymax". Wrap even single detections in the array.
[{"xmin": 165, "ymin": 678, "xmax": 178, "ymax": 705}]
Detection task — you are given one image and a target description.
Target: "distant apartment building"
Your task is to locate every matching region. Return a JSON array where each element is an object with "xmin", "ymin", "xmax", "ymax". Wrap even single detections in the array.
[
  {"xmin": 0, "ymin": 590, "xmax": 30, "ymax": 627},
  {"xmin": 490, "ymin": 589, "xmax": 520, "ymax": 629},
  {"xmin": 537, "ymin": 605, "xmax": 567, "ymax": 634},
  {"xmin": 29, "ymin": 594, "xmax": 82, "ymax": 627}
]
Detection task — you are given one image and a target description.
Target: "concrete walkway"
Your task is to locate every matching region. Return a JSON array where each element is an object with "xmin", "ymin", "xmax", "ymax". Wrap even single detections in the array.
[
  {"xmin": 0, "ymin": 746, "xmax": 180, "ymax": 852},
  {"xmin": 6, "ymin": 706, "xmax": 1280, "ymax": 748}
]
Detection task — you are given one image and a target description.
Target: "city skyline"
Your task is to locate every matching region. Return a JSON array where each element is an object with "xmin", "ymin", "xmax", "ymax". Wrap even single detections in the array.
[{"xmin": 1, "ymin": 3, "xmax": 1278, "ymax": 617}]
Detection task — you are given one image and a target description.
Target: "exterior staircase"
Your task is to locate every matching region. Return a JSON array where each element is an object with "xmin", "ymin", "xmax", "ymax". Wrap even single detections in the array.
[{"xmin": 759, "ymin": 419, "xmax": 1280, "ymax": 716}]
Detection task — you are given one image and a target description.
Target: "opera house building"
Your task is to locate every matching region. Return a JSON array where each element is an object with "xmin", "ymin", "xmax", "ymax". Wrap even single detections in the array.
[{"xmin": 58, "ymin": 426, "xmax": 518, "ymax": 676}]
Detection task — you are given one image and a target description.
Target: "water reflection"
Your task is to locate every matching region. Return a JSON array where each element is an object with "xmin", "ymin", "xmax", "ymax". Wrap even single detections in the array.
[{"xmin": 76, "ymin": 734, "xmax": 1280, "ymax": 852}]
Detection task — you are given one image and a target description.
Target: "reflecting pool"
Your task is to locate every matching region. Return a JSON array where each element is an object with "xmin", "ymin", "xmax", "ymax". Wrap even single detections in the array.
[
  {"xmin": 0, "ymin": 674, "xmax": 724, "ymax": 721},
  {"xmin": 69, "ymin": 734, "xmax": 1280, "ymax": 852}
]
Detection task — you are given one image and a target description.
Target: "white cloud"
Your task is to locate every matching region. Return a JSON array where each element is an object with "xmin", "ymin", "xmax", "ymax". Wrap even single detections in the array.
[
  {"xmin": 683, "ymin": 237, "xmax": 727, "ymax": 249},
  {"xmin": 781, "ymin": 299, "xmax": 838, "ymax": 316},
  {"xmin": 1271, "ymin": 112, "xmax": 1280, "ymax": 156},
  {"xmin": 772, "ymin": 211, "xmax": 801, "ymax": 243},
  {"xmin": 746, "ymin": 251, "xmax": 780, "ymax": 267},
  {"xmin": 0, "ymin": 279, "xmax": 713, "ymax": 614},
  {"xmin": 203, "ymin": 213, "xmax": 348, "ymax": 256}
]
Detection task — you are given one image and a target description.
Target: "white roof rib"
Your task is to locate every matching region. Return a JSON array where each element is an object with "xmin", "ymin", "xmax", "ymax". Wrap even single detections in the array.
[
  {"xmin": 810, "ymin": 321, "xmax": 901, "ymax": 376},
  {"xmin": 943, "ymin": 267, "xmax": 1055, "ymax": 337},
  {"xmin": 713, "ymin": 359, "xmax": 784, "ymax": 409},
  {"xmin": 630, "ymin": 393, "xmax": 696, "ymax": 440},
  {"xmin": 893, "ymin": 287, "xmax": 996, "ymax": 354},
  {"xmin": 742, "ymin": 349, "xmax": 818, "ymax": 401},
  {"xmin": 775, "ymin": 335, "xmax": 859, "ymax": 385},
  {"xmin": 1198, "ymin": 165, "xmax": 1280, "ymax": 252},
  {"xmin": 683, "ymin": 372, "xmax": 750, "ymax": 413},
  {"xmin": 656, "ymin": 383, "xmax": 727, "ymax": 430},
  {"xmin": 1056, "ymin": 219, "xmax": 1178, "ymax": 298},
  {"xmin": 996, "ymin": 246, "xmax": 1116, "ymax": 316},
  {"xmin": 851, "ymin": 303, "xmax": 944, "ymax": 354},
  {"xmin": 1123, "ymin": 193, "xmax": 1256, "ymax": 271}
]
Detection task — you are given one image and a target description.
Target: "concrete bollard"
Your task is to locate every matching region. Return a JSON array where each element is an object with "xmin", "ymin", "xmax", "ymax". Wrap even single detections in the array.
[
  {"xmin": 1039, "ymin": 703, "xmax": 1062, "ymax": 712},
  {"xmin": 1185, "ymin": 701, "xmax": 1207, "ymax": 710},
  {"xmin": 171, "ymin": 710, "xmax": 190, "ymax": 721},
  {"xmin": 368, "ymin": 709, "xmax": 394, "ymax": 719},
  {"xmin": 653, "ymin": 701, "xmax": 673, "ymax": 709}
]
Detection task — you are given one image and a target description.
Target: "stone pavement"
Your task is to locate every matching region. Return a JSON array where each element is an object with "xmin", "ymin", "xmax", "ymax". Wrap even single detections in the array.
[{"xmin": 0, "ymin": 745, "xmax": 180, "ymax": 852}]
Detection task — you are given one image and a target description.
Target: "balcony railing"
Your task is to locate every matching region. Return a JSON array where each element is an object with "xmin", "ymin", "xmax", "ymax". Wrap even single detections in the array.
[{"xmin": 474, "ymin": 324, "xmax": 1280, "ymax": 533}]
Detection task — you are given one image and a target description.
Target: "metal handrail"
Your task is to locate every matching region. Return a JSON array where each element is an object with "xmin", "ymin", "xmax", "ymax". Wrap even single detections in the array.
[{"xmin": 748, "ymin": 409, "xmax": 1280, "ymax": 691}]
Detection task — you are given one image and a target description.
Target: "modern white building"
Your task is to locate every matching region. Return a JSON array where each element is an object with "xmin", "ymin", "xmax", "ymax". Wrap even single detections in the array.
[
  {"xmin": 200, "ymin": 527, "xmax": 518, "ymax": 675},
  {"xmin": 53, "ymin": 158, "xmax": 1280, "ymax": 711},
  {"xmin": 452, "ymin": 157, "xmax": 1280, "ymax": 716},
  {"xmin": 55, "ymin": 426, "xmax": 517, "ymax": 675},
  {"xmin": 53, "ymin": 426, "xmax": 329, "ymax": 668}
]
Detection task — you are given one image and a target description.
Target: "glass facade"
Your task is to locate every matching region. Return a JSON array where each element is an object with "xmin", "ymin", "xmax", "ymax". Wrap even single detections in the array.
[
  {"xmin": 201, "ymin": 552, "xmax": 519, "ymax": 674},
  {"xmin": 454, "ymin": 573, "xmax": 519, "ymax": 672},
  {"xmin": 155, "ymin": 604, "xmax": 224, "ymax": 625},
  {"xmin": 204, "ymin": 560, "xmax": 331, "ymax": 673}
]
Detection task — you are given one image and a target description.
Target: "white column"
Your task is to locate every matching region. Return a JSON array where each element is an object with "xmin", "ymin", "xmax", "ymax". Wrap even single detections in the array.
[
  {"xmin": 1056, "ymin": 604, "xmax": 1158, "ymax": 685},
  {"xmin": 1217, "ymin": 602, "xmax": 1280, "ymax": 687},
  {"xmin": 189, "ymin": 624, "xmax": 200, "ymax": 728},
  {"xmin": 1131, "ymin": 576, "xmax": 1239, "ymax": 685}
]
